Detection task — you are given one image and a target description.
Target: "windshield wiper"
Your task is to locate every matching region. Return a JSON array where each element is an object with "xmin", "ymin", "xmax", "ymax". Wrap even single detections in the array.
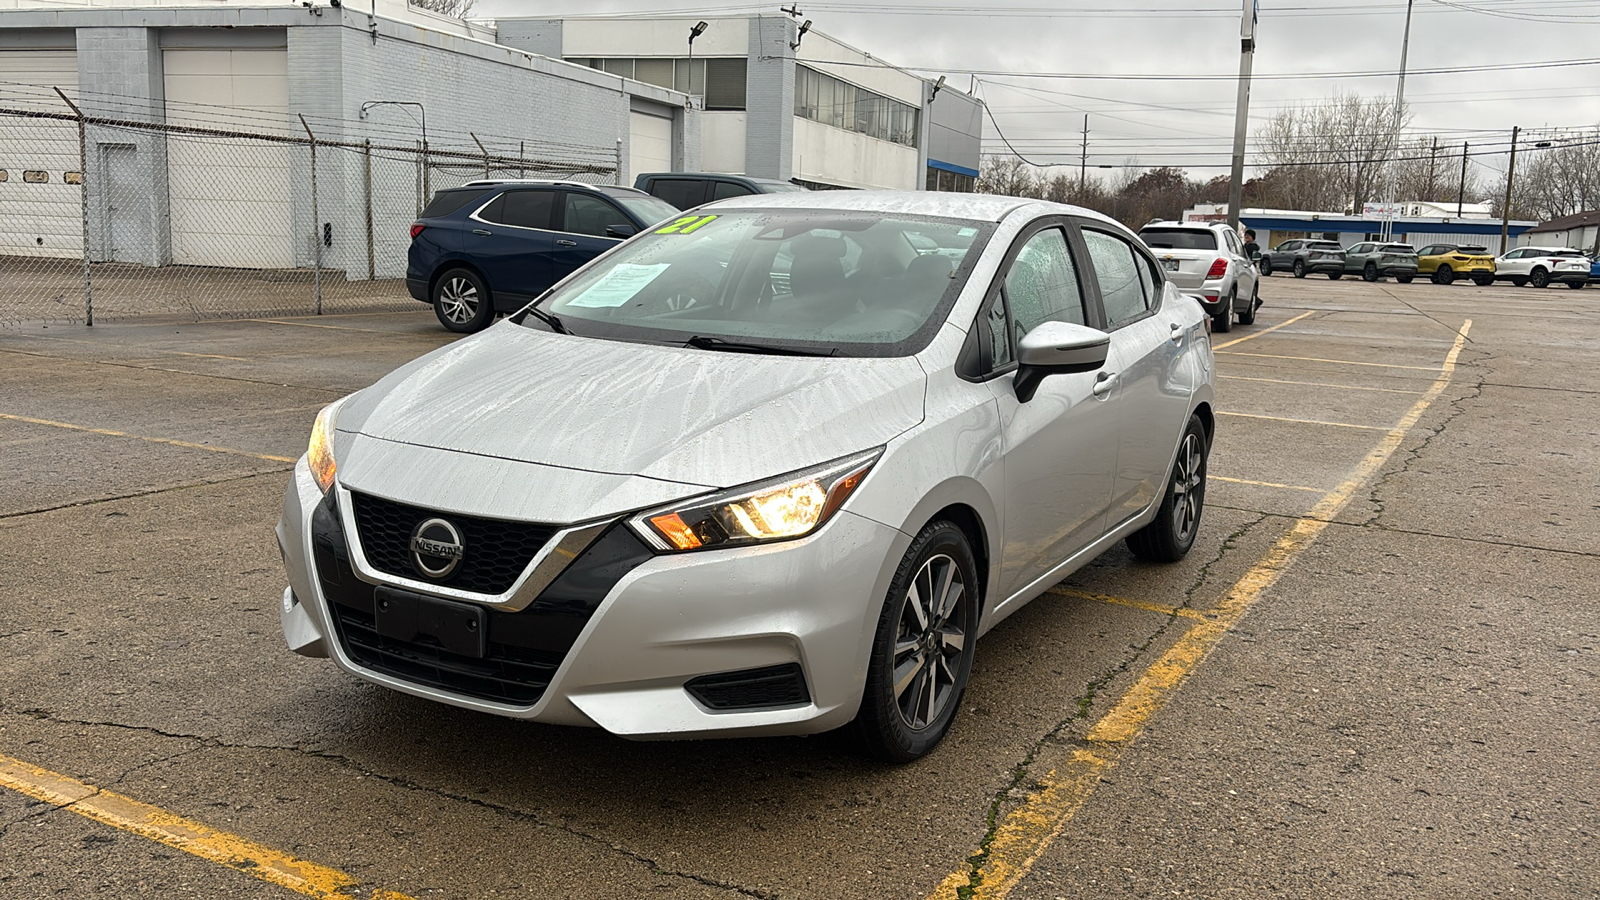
[
  {"xmin": 522, "ymin": 305, "xmax": 569, "ymax": 335},
  {"xmin": 684, "ymin": 335, "xmax": 835, "ymax": 357}
]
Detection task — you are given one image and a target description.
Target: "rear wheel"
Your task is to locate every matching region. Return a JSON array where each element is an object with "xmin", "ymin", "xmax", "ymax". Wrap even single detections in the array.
[
  {"xmin": 1328, "ymin": 271, "xmax": 1342, "ymax": 280},
  {"xmin": 1293, "ymin": 259, "xmax": 1306, "ymax": 278},
  {"xmin": 1127, "ymin": 415, "xmax": 1208, "ymax": 563},
  {"xmin": 1238, "ymin": 282, "xmax": 1258, "ymax": 325},
  {"xmin": 1434, "ymin": 265, "xmax": 1455, "ymax": 285},
  {"xmin": 1363, "ymin": 263, "xmax": 1379, "ymax": 282},
  {"xmin": 432, "ymin": 268, "xmax": 495, "ymax": 333},
  {"xmin": 1568, "ymin": 281, "xmax": 1587, "ymax": 290},
  {"xmin": 1512, "ymin": 276, "xmax": 1528, "ymax": 287},
  {"xmin": 1396, "ymin": 275, "xmax": 1413, "ymax": 284},
  {"xmin": 1212, "ymin": 288, "xmax": 1235, "ymax": 333},
  {"xmin": 1472, "ymin": 273, "xmax": 1495, "ymax": 287},
  {"xmin": 1530, "ymin": 268, "xmax": 1550, "ymax": 288},
  {"xmin": 855, "ymin": 520, "xmax": 980, "ymax": 763}
]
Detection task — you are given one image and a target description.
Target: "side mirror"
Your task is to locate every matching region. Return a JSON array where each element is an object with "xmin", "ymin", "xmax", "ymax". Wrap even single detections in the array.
[
  {"xmin": 605, "ymin": 223, "xmax": 638, "ymax": 239},
  {"xmin": 1014, "ymin": 321, "xmax": 1110, "ymax": 402}
]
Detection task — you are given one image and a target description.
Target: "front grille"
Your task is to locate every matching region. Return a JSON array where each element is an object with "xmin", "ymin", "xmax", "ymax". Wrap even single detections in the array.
[
  {"xmin": 350, "ymin": 492, "xmax": 557, "ymax": 594},
  {"xmin": 686, "ymin": 664, "xmax": 811, "ymax": 711},
  {"xmin": 327, "ymin": 602, "xmax": 561, "ymax": 705}
]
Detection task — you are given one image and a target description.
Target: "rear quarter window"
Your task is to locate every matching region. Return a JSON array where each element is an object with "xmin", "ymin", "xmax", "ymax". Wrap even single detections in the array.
[{"xmin": 420, "ymin": 188, "xmax": 493, "ymax": 218}]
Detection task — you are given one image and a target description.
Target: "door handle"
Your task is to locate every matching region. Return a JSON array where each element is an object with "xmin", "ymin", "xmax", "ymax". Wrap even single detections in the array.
[
  {"xmin": 472, "ymin": 228, "xmax": 492, "ymax": 236},
  {"xmin": 1169, "ymin": 322, "xmax": 1183, "ymax": 344},
  {"xmin": 556, "ymin": 239, "xmax": 578, "ymax": 247},
  {"xmin": 1092, "ymin": 371, "xmax": 1118, "ymax": 397}
]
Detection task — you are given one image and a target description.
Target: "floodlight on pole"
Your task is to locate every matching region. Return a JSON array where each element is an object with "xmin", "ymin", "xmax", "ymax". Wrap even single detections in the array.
[
  {"xmin": 791, "ymin": 19, "xmax": 812, "ymax": 50},
  {"xmin": 688, "ymin": 21, "xmax": 709, "ymax": 104}
]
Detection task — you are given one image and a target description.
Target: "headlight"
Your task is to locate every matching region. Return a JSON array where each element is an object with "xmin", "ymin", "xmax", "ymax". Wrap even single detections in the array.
[
  {"xmin": 307, "ymin": 402, "xmax": 340, "ymax": 493},
  {"xmin": 629, "ymin": 449, "xmax": 881, "ymax": 552}
]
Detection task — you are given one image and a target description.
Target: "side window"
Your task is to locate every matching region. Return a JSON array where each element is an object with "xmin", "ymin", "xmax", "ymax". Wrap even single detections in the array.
[
  {"xmin": 1135, "ymin": 248, "xmax": 1160, "ymax": 306},
  {"xmin": 978, "ymin": 288, "xmax": 1013, "ymax": 371},
  {"xmin": 563, "ymin": 193, "xmax": 629, "ymax": 238},
  {"xmin": 711, "ymin": 181, "xmax": 755, "ymax": 201},
  {"xmin": 1504, "ymin": 248, "xmax": 1524, "ymax": 259},
  {"xmin": 649, "ymin": 179, "xmax": 707, "ymax": 210},
  {"xmin": 1224, "ymin": 230, "xmax": 1242, "ymax": 254},
  {"xmin": 498, "ymin": 190, "xmax": 554, "ymax": 230},
  {"xmin": 1282, "ymin": 240, "xmax": 1300, "ymax": 251},
  {"xmin": 475, "ymin": 194, "xmax": 505, "ymax": 224},
  {"xmin": 1083, "ymin": 229, "xmax": 1151, "ymax": 328},
  {"xmin": 1002, "ymin": 227, "xmax": 1086, "ymax": 340}
]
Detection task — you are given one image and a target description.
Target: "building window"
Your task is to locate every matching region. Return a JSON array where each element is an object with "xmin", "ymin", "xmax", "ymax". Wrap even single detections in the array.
[
  {"xmin": 794, "ymin": 65, "xmax": 919, "ymax": 148},
  {"xmin": 927, "ymin": 167, "xmax": 974, "ymax": 192},
  {"xmin": 569, "ymin": 58, "xmax": 747, "ymax": 111}
]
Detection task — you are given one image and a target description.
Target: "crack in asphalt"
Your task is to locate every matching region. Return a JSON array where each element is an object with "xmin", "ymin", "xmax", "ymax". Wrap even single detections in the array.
[
  {"xmin": 0, "ymin": 707, "xmax": 773, "ymax": 899},
  {"xmin": 0, "ymin": 345, "xmax": 349, "ymax": 396},
  {"xmin": 0, "ymin": 470, "xmax": 292, "ymax": 521},
  {"xmin": 1361, "ymin": 348, "xmax": 1491, "ymax": 529},
  {"xmin": 949, "ymin": 513, "xmax": 1272, "ymax": 899}
]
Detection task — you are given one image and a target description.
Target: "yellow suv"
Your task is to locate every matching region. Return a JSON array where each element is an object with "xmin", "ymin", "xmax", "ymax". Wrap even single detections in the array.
[{"xmin": 1416, "ymin": 243, "xmax": 1496, "ymax": 286}]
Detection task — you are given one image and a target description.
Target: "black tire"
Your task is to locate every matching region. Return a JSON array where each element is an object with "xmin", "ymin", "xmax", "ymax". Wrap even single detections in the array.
[
  {"xmin": 1126, "ymin": 415, "xmax": 1209, "ymax": 563},
  {"xmin": 1212, "ymin": 288, "xmax": 1234, "ymax": 333},
  {"xmin": 432, "ymin": 268, "xmax": 495, "ymax": 333},
  {"xmin": 1260, "ymin": 258, "xmax": 1273, "ymax": 276},
  {"xmin": 1293, "ymin": 259, "xmax": 1307, "ymax": 278},
  {"xmin": 1363, "ymin": 263, "xmax": 1379, "ymax": 282},
  {"xmin": 1328, "ymin": 271, "xmax": 1342, "ymax": 280},
  {"xmin": 855, "ymin": 520, "xmax": 981, "ymax": 763},
  {"xmin": 1472, "ymin": 273, "xmax": 1494, "ymax": 287},
  {"xmin": 1238, "ymin": 282, "xmax": 1258, "ymax": 325},
  {"xmin": 1568, "ymin": 281, "xmax": 1587, "ymax": 290},
  {"xmin": 1396, "ymin": 275, "xmax": 1413, "ymax": 284},
  {"xmin": 1512, "ymin": 277, "xmax": 1528, "ymax": 287},
  {"xmin": 1434, "ymin": 265, "xmax": 1455, "ymax": 285},
  {"xmin": 1529, "ymin": 268, "xmax": 1550, "ymax": 288}
]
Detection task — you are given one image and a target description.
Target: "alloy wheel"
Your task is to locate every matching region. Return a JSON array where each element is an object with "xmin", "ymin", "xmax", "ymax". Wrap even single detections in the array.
[
  {"xmin": 892, "ymin": 554, "xmax": 968, "ymax": 731},
  {"xmin": 439, "ymin": 276, "xmax": 479, "ymax": 324},
  {"xmin": 1171, "ymin": 432, "xmax": 1204, "ymax": 543}
]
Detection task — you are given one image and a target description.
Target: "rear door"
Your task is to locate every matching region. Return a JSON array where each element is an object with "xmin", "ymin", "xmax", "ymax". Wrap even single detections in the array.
[
  {"xmin": 549, "ymin": 191, "xmax": 632, "ymax": 283},
  {"xmin": 1345, "ymin": 242, "xmax": 1374, "ymax": 273},
  {"xmin": 465, "ymin": 189, "xmax": 558, "ymax": 306},
  {"xmin": 1077, "ymin": 222, "xmax": 1192, "ymax": 527}
]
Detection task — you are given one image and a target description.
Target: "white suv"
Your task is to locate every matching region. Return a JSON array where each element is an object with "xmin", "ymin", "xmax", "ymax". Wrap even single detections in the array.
[
  {"xmin": 1138, "ymin": 221, "xmax": 1260, "ymax": 333},
  {"xmin": 1495, "ymin": 246, "xmax": 1590, "ymax": 289}
]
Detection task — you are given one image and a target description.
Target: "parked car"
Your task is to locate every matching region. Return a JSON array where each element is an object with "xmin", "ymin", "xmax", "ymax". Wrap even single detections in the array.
[
  {"xmin": 1342, "ymin": 242, "xmax": 1419, "ymax": 282},
  {"xmin": 1416, "ymin": 243, "xmax": 1496, "ymax": 286},
  {"xmin": 407, "ymin": 180, "xmax": 680, "ymax": 332},
  {"xmin": 1137, "ymin": 220, "xmax": 1260, "ymax": 332},
  {"xmin": 634, "ymin": 172, "xmax": 808, "ymax": 210},
  {"xmin": 1591, "ymin": 256, "xmax": 1600, "ymax": 284},
  {"xmin": 1260, "ymin": 239, "xmax": 1345, "ymax": 279},
  {"xmin": 1493, "ymin": 246, "xmax": 1590, "ymax": 289},
  {"xmin": 279, "ymin": 192, "xmax": 1217, "ymax": 762}
]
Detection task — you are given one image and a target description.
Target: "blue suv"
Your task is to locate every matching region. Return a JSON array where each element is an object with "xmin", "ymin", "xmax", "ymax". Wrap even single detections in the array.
[{"xmin": 407, "ymin": 180, "xmax": 679, "ymax": 332}]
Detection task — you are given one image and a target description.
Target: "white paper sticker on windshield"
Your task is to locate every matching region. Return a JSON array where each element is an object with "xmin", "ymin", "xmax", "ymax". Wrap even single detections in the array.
[
  {"xmin": 958, "ymin": 227, "xmax": 977, "ymax": 237},
  {"xmin": 565, "ymin": 263, "xmax": 671, "ymax": 308}
]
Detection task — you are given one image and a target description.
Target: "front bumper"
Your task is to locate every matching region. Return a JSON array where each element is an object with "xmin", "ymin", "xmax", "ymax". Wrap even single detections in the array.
[{"xmin": 276, "ymin": 461, "xmax": 905, "ymax": 739}]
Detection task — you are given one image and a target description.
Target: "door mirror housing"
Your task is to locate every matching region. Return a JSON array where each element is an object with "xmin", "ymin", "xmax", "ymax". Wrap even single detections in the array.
[
  {"xmin": 605, "ymin": 223, "xmax": 638, "ymax": 239},
  {"xmin": 1014, "ymin": 321, "xmax": 1110, "ymax": 402}
]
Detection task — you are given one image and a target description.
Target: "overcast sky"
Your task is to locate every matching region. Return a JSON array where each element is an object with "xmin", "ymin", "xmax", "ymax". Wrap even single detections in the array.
[{"xmin": 476, "ymin": 0, "xmax": 1600, "ymax": 182}]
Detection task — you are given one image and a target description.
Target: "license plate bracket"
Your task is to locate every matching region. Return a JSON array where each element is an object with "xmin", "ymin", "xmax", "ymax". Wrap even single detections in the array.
[
  {"xmin": 1161, "ymin": 257, "xmax": 1179, "ymax": 272},
  {"xmin": 373, "ymin": 587, "xmax": 487, "ymax": 659}
]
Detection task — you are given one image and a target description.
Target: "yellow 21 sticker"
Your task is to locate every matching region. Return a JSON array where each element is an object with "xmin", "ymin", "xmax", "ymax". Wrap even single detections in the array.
[{"xmin": 655, "ymin": 214, "xmax": 718, "ymax": 235}]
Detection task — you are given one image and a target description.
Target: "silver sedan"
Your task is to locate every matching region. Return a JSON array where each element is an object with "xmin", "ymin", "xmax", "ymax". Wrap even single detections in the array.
[{"xmin": 276, "ymin": 192, "xmax": 1217, "ymax": 761}]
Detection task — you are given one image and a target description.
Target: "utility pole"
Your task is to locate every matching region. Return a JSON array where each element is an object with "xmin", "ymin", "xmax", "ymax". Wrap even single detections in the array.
[
  {"xmin": 1382, "ymin": 0, "xmax": 1416, "ymax": 240},
  {"xmin": 1426, "ymin": 136, "xmax": 1439, "ymax": 200},
  {"xmin": 1457, "ymin": 141, "xmax": 1468, "ymax": 217},
  {"xmin": 1499, "ymin": 125, "xmax": 1519, "ymax": 253},
  {"xmin": 1079, "ymin": 114, "xmax": 1088, "ymax": 196},
  {"xmin": 1225, "ymin": 0, "xmax": 1257, "ymax": 233}
]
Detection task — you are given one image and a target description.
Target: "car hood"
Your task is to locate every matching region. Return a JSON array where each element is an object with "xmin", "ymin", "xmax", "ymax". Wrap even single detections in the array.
[{"xmin": 335, "ymin": 323, "xmax": 927, "ymax": 491}]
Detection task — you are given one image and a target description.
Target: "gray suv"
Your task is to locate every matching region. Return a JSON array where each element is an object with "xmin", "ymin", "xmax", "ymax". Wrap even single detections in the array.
[
  {"xmin": 1261, "ymin": 239, "xmax": 1346, "ymax": 279},
  {"xmin": 1342, "ymin": 242, "xmax": 1419, "ymax": 282}
]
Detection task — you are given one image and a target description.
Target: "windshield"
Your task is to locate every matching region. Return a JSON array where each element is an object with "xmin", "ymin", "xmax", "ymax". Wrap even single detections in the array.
[
  {"xmin": 611, "ymin": 194, "xmax": 680, "ymax": 226},
  {"xmin": 526, "ymin": 210, "xmax": 993, "ymax": 357},
  {"xmin": 1139, "ymin": 228, "xmax": 1217, "ymax": 251}
]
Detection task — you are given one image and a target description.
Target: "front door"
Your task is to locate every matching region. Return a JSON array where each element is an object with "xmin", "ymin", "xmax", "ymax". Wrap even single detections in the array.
[
  {"xmin": 550, "ymin": 191, "xmax": 628, "ymax": 280},
  {"xmin": 985, "ymin": 224, "xmax": 1120, "ymax": 599},
  {"xmin": 465, "ymin": 189, "xmax": 557, "ymax": 306}
]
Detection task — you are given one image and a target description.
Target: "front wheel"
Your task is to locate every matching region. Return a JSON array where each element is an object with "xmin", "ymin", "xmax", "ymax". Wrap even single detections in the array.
[
  {"xmin": 1434, "ymin": 265, "xmax": 1455, "ymax": 285},
  {"xmin": 1568, "ymin": 281, "xmax": 1587, "ymax": 290},
  {"xmin": 1511, "ymin": 277, "xmax": 1528, "ymax": 287},
  {"xmin": 1396, "ymin": 275, "xmax": 1414, "ymax": 284},
  {"xmin": 855, "ymin": 520, "xmax": 980, "ymax": 763},
  {"xmin": 1363, "ymin": 263, "xmax": 1379, "ymax": 282},
  {"xmin": 432, "ymin": 268, "xmax": 495, "ymax": 333},
  {"xmin": 1328, "ymin": 271, "xmax": 1342, "ymax": 280},
  {"xmin": 1260, "ymin": 259, "xmax": 1273, "ymax": 276},
  {"xmin": 1472, "ymin": 273, "xmax": 1495, "ymax": 287},
  {"xmin": 1127, "ymin": 415, "xmax": 1209, "ymax": 563}
]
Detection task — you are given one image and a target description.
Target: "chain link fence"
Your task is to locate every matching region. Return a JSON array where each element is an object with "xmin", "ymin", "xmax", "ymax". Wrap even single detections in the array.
[{"xmin": 0, "ymin": 85, "xmax": 620, "ymax": 326}]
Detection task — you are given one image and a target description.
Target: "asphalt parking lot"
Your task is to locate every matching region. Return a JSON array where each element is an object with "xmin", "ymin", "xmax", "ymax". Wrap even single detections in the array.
[{"xmin": 2, "ymin": 278, "xmax": 1596, "ymax": 898}]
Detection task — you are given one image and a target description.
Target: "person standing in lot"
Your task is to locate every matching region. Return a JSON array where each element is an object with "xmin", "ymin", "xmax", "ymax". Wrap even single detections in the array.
[{"xmin": 1242, "ymin": 229, "xmax": 1260, "ymax": 263}]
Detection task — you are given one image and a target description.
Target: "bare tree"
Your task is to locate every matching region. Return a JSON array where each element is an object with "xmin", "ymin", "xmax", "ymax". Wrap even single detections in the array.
[
  {"xmin": 1493, "ymin": 128, "xmax": 1600, "ymax": 221},
  {"xmin": 978, "ymin": 155, "xmax": 1039, "ymax": 198},
  {"xmin": 410, "ymin": 0, "xmax": 477, "ymax": 18},
  {"xmin": 1253, "ymin": 92, "xmax": 1408, "ymax": 212}
]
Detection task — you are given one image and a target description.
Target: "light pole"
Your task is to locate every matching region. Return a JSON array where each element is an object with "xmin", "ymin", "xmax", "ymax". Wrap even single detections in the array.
[
  {"xmin": 1224, "ymin": 0, "xmax": 1257, "ymax": 233},
  {"xmin": 360, "ymin": 100, "xmax": 428, "ymax": 198},
  {"xmin": 1499, "ymin": 125, "xmax": 1519, "ymax": 252},
  {"xmin": 687, "ymin": 21, "xmax": 708, "ymax": 105},
  {"xmin": 1381, "ymin": 0, "xmax": 1416, "ymax": 240}
]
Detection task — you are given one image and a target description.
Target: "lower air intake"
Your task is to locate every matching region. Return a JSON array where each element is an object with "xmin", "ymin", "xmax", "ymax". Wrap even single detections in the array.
[{"xmin": 685, "ymin": 663, "xmax": 811, "ymax": 711}]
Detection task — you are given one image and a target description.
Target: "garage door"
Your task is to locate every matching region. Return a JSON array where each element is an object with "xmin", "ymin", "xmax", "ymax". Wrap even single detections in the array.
[
  {"xmin": 163, "ymin": 48, "xmax": 292, "ymax": 269},
  {"xmin": 0, "ymin": 50, "xmax": 83, "ymax": 260},
  {"xmin": 629, "ymin": 111, "xmax": 674, "ymax": 183}
]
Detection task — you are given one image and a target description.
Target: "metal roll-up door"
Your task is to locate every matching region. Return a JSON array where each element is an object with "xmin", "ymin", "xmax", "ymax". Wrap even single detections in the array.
[
  {"xmin": 0, "ymin": 50, "xmax": 83, "ymax": 260},
  {"xmin": 629, "ymin": 111, "xmax": 674, "ymax": 184}
]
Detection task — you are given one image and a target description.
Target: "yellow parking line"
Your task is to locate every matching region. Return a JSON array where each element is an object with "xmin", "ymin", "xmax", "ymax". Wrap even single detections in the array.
[
  {"xmin": 1209, "ymin": 475, "xmax": 1326, "ymax": 493},
  {"xmin": 930, "ymin": 319, "xmax": 1472, "ymax": 900},
  {"xmin": 1219, "ymin": 374, "xmax": 1427, "ymax": 395},
  {"xmin": 0, "ymin": 753, "xmax": 416, "ymax": 900},
  {"xmin": 1210, "ymin": 310, "xmax": 1315, "ymax": 350},
  {"xmin": 20, "ymin": 334, "xmax": 249, "ymax": 361},
  {"xmin": 0, "ymin": 413, "xmax": 296, "ymax": 464},
  {"xmin": 1046, "ymin": 587, "xmax": 1208, "ymax": 620},
  {"xmin": 1217, "ymin": 411, "xmax": 1387, "ymax": 431},
  {"xmin": 1216, "ymin": 350, "xmax": 1443, "ymax": 371}
]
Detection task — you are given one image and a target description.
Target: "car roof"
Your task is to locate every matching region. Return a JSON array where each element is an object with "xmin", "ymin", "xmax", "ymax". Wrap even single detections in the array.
[
  {"xmin": 1139, "ymin": 221, "xmax": 1216, "ymax": 231},
  {"xmin": 458, "ymin": 179, "xmax": 645, "ymax": 195},
  {"xmin": 692, "ymin": 190, "xmax": 1115, "ymax": 226}
]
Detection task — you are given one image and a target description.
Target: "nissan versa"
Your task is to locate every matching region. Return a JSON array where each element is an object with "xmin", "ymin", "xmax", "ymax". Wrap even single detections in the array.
[{"xmin": 276, "ymin": 192, "xmax": 1216, "ymax": 762}]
